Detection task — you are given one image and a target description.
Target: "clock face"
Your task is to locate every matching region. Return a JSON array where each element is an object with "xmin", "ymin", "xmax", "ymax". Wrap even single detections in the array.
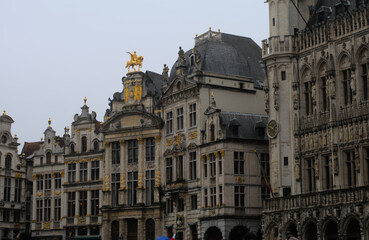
[{"xmin": 267, "ymin": 120, "xmax": 279, "ymax": 138}]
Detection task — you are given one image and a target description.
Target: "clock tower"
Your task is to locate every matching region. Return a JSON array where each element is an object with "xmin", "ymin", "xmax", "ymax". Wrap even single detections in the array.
[{"xmin": 263, "ymin": 0, "xmax": 316, "ymax": 196}]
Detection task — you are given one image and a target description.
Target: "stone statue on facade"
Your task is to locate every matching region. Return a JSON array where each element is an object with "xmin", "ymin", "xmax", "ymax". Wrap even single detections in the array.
[{"xmin": 126, "ymin": 51, "xmax": 144, "ymax": 72}]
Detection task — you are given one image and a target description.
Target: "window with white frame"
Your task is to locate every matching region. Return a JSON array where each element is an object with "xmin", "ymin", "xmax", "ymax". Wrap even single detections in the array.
[
  {"xmin": 80, "ymin": 162, "xmax": 88, "ymax": 182},
  {"xmin": 189, "ymin": 103, "xmax": 196, "ymax": 127}
]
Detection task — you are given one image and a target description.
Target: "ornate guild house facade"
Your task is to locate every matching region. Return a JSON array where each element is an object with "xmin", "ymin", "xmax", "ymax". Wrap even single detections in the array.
[{"xmin": 262, "ymin": 0, "xmax": 369, "ymax": 239}]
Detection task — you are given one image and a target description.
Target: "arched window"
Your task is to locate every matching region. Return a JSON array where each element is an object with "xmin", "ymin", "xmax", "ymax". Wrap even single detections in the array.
[
  {"xmin": 5, "ymin": 154, "xmax": 11, "ymax": 170},
  {"xmin": 302, "ymin": 68, "xmax": 313, "ymax": 115},
  {"xmin": 111, "ymin": 221, "xmax": 119, "ymax": 240},
  {"xmin": 340, "ymin": 55, "xmax": 352, "ymax": 106},
  {"xmin": 1, "ymin": 135, "xmax": 7, "ymax": 144},
  {"xmin": 210, "ymin": 124, "xmax": 215, "ymax": 142},
  {"xmin": 145, "ymin": 219, "xmax": 155, "ymax": 240},
  {"xmin": 358, "ymin": 48, "xmax": 368, "ymax": 100},
  {"xmin": 70, "ymin": 143, "xmax": 75, "ymax": 154},
  {"xmin": 93, "ymin": 141, "xmax": 99, "ymax": 152},
  {"xmin": 46, "ymin": 152, "xmax": 51, "ymax": 164},
  {"xmin": 81, "ymin": 136, "xmax": 87, "ymax": 153},
  {"xmin": 318, "ymin": 62, "xmax": 328, "ymax": 112},
  {"xmin": 177, "ymin": 81, "xmax": 182, "ymax": 90}
]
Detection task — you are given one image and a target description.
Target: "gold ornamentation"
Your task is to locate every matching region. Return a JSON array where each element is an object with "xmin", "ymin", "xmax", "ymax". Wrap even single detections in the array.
[
  {"xmin": 124, "ymin": 87, "xmax": 129, "ymax": 103},
  {"xmin": 134, "ymin": 85, "xmax": 142, "ymax": 101},
  {"xmin": 120, "ymin": 140, "xmax": 125, "ymax": 145},
  {"xmin": 76, "ymin": 129, "xmax": 80, "ymax": 133},
  {"xmin": 176, "ymin": 133, "xmax": 182, "ymax": 146},
  {"xmin": 3, "ymin": 110, "xmax": 6, "ymax": 115},
  {"xmin": 55, "ymin": 190, "xmax": 61, "ymax": 195},
  {"xmin": 48, "ymin": 118, "xmax": 52, "ymax": 127},
  {"xmin": 104, "ymin": 175, "xmax": 110, "ymax": 191},
  {"xmin": 78, "ymin": 217, "xmax": 86, "ymax": 224},
  {"xmin": 220, "ymin": 150, "xmax": 225, "ymax": 156},
  {"xmin": 32, "ymin": 174, "xmax": 37, "ymax": 180},
  {"xmin": 200, "ymin": 155, "xmax": 204, "ymax": 161},
  {"xmin": 104, "ymin": 142, "xmax": 109, "ymax": 146},
  {"xmin": 126, "ymin": 51, "xmax": 144, "ymax": 72},
  {"xmin": 214, "ymin": 152, "xmax": 219, "ymax": 158},
  {"xmin": 43, "ymin": 222, "xmax": 51, "ymax": 229},
  {"xmin": 188, "ymin": 132, "xmax": 198, "ymax": 140},
  {"xmin": 166, "ymin": 138, "xmax": 174, "ymax": 146},
  {"xmin": 155, "ymin": 171, "xmax": 161, "ymax": 187},
  {"xmin": 137, "ymin": 172, "xmax": 143, "ymax": 188},
  {"xmin": 236, "ymin": 176, "xmax": 243, "ymax": 182},
  {"xmin": 137, "ymin": 138, "xmax": 144, "ymax": 144},
  {"xmin": 84, "ymin": 97, "xmax": 87, "ymax": 105},
  {"xmin": 88, "ymin": 128, "xmax": 92, "ymax": 132},
  {"xmin": 120, "ymin": 174, "xmax": 126, "ymax": 189},
  {"xmin": 36, "ymin": 192, "xmax": 43, "ymax": 197},
  {"xmin": 154, "ymin": 135, "xmax": 161, "ymax": 143},
  {"xmin": 206, "ymin": 154, "xmax": 210, "ymax": 160}
]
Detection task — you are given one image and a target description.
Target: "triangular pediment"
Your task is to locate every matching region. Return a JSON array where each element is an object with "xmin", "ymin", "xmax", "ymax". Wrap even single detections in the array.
[{"xmin": 162, "ymin": 76, "xmax": 197, "ymax": 97}]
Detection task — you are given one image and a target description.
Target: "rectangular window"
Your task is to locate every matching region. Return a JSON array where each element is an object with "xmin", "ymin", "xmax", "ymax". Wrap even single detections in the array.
[
  {"xmin": 218, "ymin": 154, "xmax": 222, "ymax": 175},
  {"xmin": 343, "ymin": 69, "xmax": 352, "ymax": 105},
  {"xmin": 234, "ymin": 152, "xmax": 244, "ymax": 174},
  {"xmin": 167, "ymin": 198, "xmax": 173, "ymax": 213},
  {"xmin": 80, "ymin": 162, "xmax": 88, "ymax": 182},
  {"xmin": 37, "ymin": 199, "xmax": 43, "ymax": 222},
  {"xmin": 210, "ymin": 154, "xmax": 216, "ymax": 177},
  {"xmin": 14, "ymin": 211, "xmax": 20, "ymax": 223},
  {"xmin": 37, "ymin": 175, "xmax": 43, "ymax": 191},
  {"xmin": 189, "ymin": 103, "xmax": 196, "ymax": 127},
  {"xmin": 44, "ymin": 198, "xmax": 51, "ymax": 221},
  {"xmin": 219, "ymin": 185, "xmax": 223, "ymax": 205},
  {"xmin": 145, "ymin": 170, "xmax": 155, "ymax": 205},
  {"xmin": 204, "ymin": 188, "xmax": 208, "ymax": 208},
  {"xmin": 234, "ymin": 186, "xmax": 245, "ymax": 207},
  {"xmin": 177, "ymin": 156, "xmax": 184, "ymax": 180},
  {"xmin": 346, "ymin": 151, "xmax": 356, "ymax": 187},
  {"xmin": 166, "ymin": 111, "xmax": 173, "ymax": 134},
  {"xmin": 112, "ymin": 141, "xmax": 120, "ymax": 165},
  {"xmin": 145, "ymin": 138, "xmax": 155, "ymax": 161},
  {"xmin": 189, "ymin": 152, "xmax": 197, "ymax": 180},
  {"xmin": 3, "ymin": 210, "xmax": 10, "ymax": 222},
  {"xmin": 363, "ymin": 64, "xmax": 368, "ymax": 100},
  {"xmin": 91, "ymin": 161, "xmax": 100, "ymax": 181},
  {"xmin": 54, "ymin": 173, "xmax": 61, "ymax": 189},
  {"xmin": 283, "ymin": 187, "xmax": 291, "ymax": 196},
  {"xmin": 14, "ymin": 178, "xmax": 21, "ymax": 203},
  {"xmin": 166, "ymin": 157, "xmax": 173, "ymax": 184},
  {"xmin": 281, "ymin": 71, "xmax": 286, "ymax": 80},
  {"xmin": 91, "ymin": 190, "xmax": 99, "ymax": 216},
  {"xmin": 67, "ymin": 192, "xmax": 75, "ymax": 218},
  {"xmin": 4, "ymin": 178, "xmax": 11, "ymax": 201},
  {"xmin": 128, "ymin": 171, "xmax": 138, "ymax": 206},
  {"xmin": 79, "ymin": 191, "xmax": 87, "ymax": 217},
  {"xmin": 284, "ymin": 157, "xmax": 289, "ymax": 166},
  {"xmin": 45, "ymin": 174, "xmax": 51, "ymax": 189},
  {"xmin": 178, "ymin": 198, "xmax": 184, "ymax": 212},
  {"xmin": 68, "ymin": 163, "xmax": 76, "ymax": 183},
  {"xmin": 305, "ymin": 158, "xmax": 316, "ymax": 192},
  {"xmin": 324, "ymin": 156, "xmax": 332, "ymax": 190},
  {"xmin": 128, "ymin": 140, "xmax": 138, "ymax": 163},
  {"xmin": 191, "ymin": 195, "xmax": 197, "ymax": 210},
  {"xmin": 204, "ymin": 159, "xmax": 207, "ymax": 178},
  {"xmin": 177, "ymin": 107, "xmax": 184, "ymax": 130},
  {"xmin": 55, "ymin": 198, "xmax": 61, "ymax": 221},
  {"xmin": 210, "ymin": 187, "xmax": 216, "ymax": 208},
  {"xmin": 111, "ymin": 173, "xmax": 120, "ymax": 207}
]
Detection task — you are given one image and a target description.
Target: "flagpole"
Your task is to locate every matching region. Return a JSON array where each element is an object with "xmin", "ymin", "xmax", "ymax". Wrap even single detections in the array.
[{"xmin": 254, "ymin": 150, "xmax": 275, "ymax": 198}]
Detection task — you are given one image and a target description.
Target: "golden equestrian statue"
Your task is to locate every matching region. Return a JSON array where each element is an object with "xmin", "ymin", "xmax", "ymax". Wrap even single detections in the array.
[{"xmin": 126, "ymin": 51, "xmax": 144, "ymax": 72}]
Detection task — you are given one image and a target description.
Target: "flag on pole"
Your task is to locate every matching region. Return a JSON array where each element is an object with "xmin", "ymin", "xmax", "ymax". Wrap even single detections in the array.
[{"xmin": 254, "ymin": 150, "xmax": 274, "ymax": 198}]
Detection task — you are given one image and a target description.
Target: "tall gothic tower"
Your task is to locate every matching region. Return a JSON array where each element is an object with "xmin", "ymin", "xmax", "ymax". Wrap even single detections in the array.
[{"xmin": 263, "ymin": 0, "xmax": 317, "ymax": 196}]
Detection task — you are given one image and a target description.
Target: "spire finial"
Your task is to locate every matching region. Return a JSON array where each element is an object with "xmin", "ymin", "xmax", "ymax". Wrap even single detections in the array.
[
  {"xmin": 218, "ymin": 28, "xmax": 220, "ymax": 32},
  {"xmin": 209, "ymin": 27, "xmax": 212, "ymax": 31},
  {"xmin": 48, "ymin": 118, "xmax": 51, "ymax": 127},
  {"xmin": 3, "ymin": 110, "xmax": 6, "ymax": 116},
  {"xmin": 84, "ymin": 97, "xmax": 87, "ymax": 105}
]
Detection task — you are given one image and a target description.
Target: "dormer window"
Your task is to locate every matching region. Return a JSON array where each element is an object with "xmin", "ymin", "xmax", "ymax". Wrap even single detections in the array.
[
  {"xmin": 1, "ymin": 135, "xmax": 7, "ymax": 144},
  {"xmin": 210, "ymin": 124, "xmax": 215, "ymax": 142},
  {"xmin": 177, "ymin": 81, "xmax": 182, "ymax": 90},
  {"xmin": 229, "ymin": 118, "xmax": 240, "ymax": 137},
  {"xmin": 70, "ymin": 143, "xmax": 75, "ymax": 154},
  {"xmin": 93, "ymin": 141, "xmax": 99, "ymax": 152},
  {"xmin": 255, "ymin": 121, "xmax": 266, "ymax": 138},
  {"xmin": 81, "ymin": 136, "xmax": 87, "ymax": 153},
  {"xmin": 190, "ymin": 54, "xmax": 195, "ymax": 66},
  {"xmin": 46, "ymin": 152, "xmax": 51, "ymax": 164}
]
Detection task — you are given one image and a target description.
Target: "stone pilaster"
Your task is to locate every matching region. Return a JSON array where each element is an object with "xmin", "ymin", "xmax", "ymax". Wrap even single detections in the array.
[
  {"xmin": 137, "ymin": 138, "xmax": 144, "ymax": 204},
  {"xmin": 154, "ymin": 135, "xmax": 161, "ymax": 203},
  {"xmin": 119, "ymin": 140, "xmax": 126, "ymax": 205}
]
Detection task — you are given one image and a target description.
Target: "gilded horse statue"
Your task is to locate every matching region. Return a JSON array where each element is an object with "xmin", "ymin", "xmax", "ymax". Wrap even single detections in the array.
[{"xmin": 126, "ymin": 51, "xmax": 144, "ymax": 72}]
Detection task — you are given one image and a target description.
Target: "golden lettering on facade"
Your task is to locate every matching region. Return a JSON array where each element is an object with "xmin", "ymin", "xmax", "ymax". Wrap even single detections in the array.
[{"xmin": 188, "ymin": 132, "xmax": 198, "ymax": 140}]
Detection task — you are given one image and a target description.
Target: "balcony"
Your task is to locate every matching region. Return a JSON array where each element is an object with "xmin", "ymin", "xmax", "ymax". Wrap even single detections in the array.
[
  {"xmin": 262, "ymin": 35, "xmax": 297, "ymax": 58},
  {"xmin": 165, "ymin": 180, "xmax": 188, "ymax": 196},
  {"xmin": 263, "ymin": 186, "xmax": 368, "ymax": 213}
]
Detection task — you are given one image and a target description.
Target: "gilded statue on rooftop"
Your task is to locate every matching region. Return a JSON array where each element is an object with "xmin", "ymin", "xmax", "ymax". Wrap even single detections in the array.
[{"xmin": 126, "ymin": 51, "xmax": 144, "ymax": 72}]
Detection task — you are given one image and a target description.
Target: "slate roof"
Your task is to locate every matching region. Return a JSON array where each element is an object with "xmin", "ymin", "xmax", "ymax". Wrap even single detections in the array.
[
  {"xmin": 220, "ymin": 112, "xmax": 268, "ymax": 141},
  {"xmin": 169, "ymin": 31, "xmax": 264, "ymax": 81},
  {"xmin": 143, "ymin": 70, "xmax": 163, "ymax": 97},
  {"xmin": 21, "ymin": 142, "xmax": 42, "ymax": 157},
  {"xmin": 307, "ymin": 0, "xmax": 369, "ymax": 28}
]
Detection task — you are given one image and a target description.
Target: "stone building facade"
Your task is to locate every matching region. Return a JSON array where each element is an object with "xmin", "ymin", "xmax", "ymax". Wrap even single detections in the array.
[
  {"xmin": 0, "ymin": 111, "xmax": 28, "ymax": 240},
  {"xmin": 262, "ymin": 0, "xmax": 369, "ymax": 239},
  {"xmin": 161, "ymin": 30, "xmax": 268, "ymax": 240}
]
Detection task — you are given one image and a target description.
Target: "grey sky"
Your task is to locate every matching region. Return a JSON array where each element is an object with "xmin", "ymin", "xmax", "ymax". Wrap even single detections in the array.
[{"xmin": 0, "ymin": 0, "xmax": 268, "ymax": 147}]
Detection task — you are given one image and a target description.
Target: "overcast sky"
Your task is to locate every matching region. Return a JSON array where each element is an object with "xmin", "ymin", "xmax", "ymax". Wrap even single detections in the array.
[{"xmin": 0, "ymin": 0, "xmax": 269, "ymax": 148}]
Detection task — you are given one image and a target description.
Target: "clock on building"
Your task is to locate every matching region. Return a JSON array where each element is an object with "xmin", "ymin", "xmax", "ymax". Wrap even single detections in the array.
[{"xmin": 267, "ymin": 120, "xmax": 279, "ymax": 138}]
